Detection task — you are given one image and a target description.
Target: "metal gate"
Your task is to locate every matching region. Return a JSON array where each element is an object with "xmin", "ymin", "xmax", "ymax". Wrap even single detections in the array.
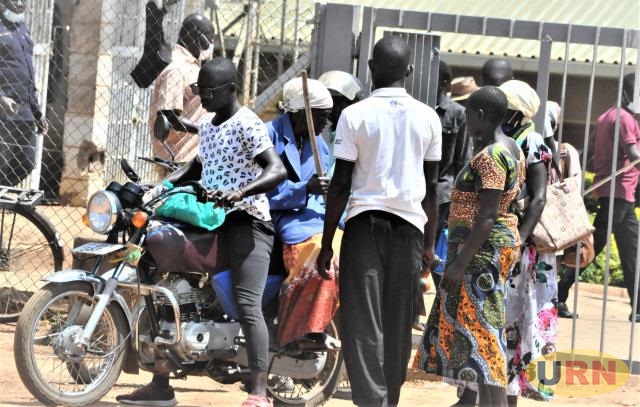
[{"xmin": 311, "ymin": 3, "xmax": 640, "ymax": 374}]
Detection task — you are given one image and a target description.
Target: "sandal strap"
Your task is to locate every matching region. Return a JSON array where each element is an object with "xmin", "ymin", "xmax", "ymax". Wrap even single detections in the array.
[{"xmin": 241, "ymin": 395, "xmax": 273, "ymax": 407}]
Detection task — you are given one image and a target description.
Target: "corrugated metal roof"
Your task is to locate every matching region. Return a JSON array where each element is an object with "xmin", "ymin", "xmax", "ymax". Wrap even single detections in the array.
[
  {"xmin": 324, "ymin": 0, "xmax": 639, "ymax": 64},
  {"xmin": 215, "ymin": 0, "xmax": 638, "ymax": 65}
]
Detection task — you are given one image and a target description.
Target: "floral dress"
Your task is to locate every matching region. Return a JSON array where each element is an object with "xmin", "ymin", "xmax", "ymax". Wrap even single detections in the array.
[
  {"xmin": 415, "ymin": 143, "xmax": 526, "ymax": 388},
  {"xmin": 505, "ymin": 124, "xmax": 558, "ymax": 400}
]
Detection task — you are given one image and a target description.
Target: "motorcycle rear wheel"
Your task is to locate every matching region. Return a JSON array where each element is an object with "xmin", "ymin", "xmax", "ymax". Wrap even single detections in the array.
[
  {"xmin": 267, "ymin": 318, "xmax": 345, "ymax": 407},
  {"xmin": 14, "ymin": 282, "xmax": 127, "ymax": 406}
]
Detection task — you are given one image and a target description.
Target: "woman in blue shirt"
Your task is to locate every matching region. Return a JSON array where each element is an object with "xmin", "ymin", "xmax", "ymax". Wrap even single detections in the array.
[{"xmin": 266, "ymin": 77, "xmax": 341, "ymax": 348}]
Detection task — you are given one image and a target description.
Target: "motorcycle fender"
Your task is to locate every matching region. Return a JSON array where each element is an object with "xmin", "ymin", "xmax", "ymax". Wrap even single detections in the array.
[
  {"xmin": 42, "ymin": 269, "xmax": 106, "ymax": 291},
  {"xmin": 41, "ymin": 270, "xmax": 138, "ymax": 374}
]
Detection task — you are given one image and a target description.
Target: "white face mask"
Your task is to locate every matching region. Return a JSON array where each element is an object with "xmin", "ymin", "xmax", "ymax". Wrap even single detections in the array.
[
  {"xmin": 199, "ymin": 34, "xmax": 214, "ymax": 62},
  {"xmin": 200, "ymin": 43, "xmax": 214, "ymax": 62},
  {"xmin": 2, "ymin": 9, "xmax": 25, "ymax": 24}
]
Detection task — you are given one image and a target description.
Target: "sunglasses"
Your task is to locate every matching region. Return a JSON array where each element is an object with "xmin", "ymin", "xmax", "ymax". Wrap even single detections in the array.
[{"xmin": 190, "ymin": 82, "xmax": 235, "ymax": 99}]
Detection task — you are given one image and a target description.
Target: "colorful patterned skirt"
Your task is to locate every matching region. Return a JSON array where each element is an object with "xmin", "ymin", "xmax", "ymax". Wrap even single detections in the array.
[
  {"xmin": 276, "ymin": 231, "xmax": 342, "ymax": 348},
  {"xmin": 505, "ymin": 245, "xmax": 558, "ymax": 400},
  {"xmin": 415, "ymin": 242, "xmax": 518, "ymax": 388}
]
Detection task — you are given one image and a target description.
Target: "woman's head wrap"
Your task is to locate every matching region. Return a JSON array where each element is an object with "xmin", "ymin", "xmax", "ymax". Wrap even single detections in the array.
[
  {"xmin": 499, "ymin": 80, "xmax": 540, "ymax": 124},
  {"xmin": 279, "ymin": 77, "xmax": 333, "ymax": 113}
]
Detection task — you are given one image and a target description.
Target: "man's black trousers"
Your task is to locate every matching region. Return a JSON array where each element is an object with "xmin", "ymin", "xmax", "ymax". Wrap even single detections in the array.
[
  {"xmin": 339, "ymin": 211, "xmax": 423, "ymax": 407},
  {"xmin": 0, "ymin": 120, "xmax": 37, "ymax": 187},
  {"xmin": 558, "ymin": 198, "xmax": 639, "ymax": 314}
]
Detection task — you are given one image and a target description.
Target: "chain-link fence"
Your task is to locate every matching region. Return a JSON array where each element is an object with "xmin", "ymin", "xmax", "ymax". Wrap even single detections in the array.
[{"xmin": 0, "ymin": 0, "xmax": 314, "ymax": 313}]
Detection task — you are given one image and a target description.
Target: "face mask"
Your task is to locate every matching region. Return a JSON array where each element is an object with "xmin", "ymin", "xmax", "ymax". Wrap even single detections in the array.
[
  {"xmin": 623, "ymin": 89, "xmax": 639, "ymax": 113},
  {"xmin": 502, "ymin": 110, "xmax": 524, "ymax": 137},
  {"xmin": 3, "ymin": 9, "xmax": 25, "ymax": 23},
  {"xmin": 199, "ymin": 34, "xmax": 214, "ymax": 62}
]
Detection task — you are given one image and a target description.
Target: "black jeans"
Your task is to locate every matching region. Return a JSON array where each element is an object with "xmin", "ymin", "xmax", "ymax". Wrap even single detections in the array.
[
  {"xmin": 414, "ymin": 201, "xmax": 449, "ymax": 321},
  {"xmin": 558, "ymin": 198, "xmax": 639, "ymax": 313},
  {"xmin": 217, "ymin": 211, "xmax": 275, "ymax": 371},
  {"xmin": 340, "ymin": 211, "xmax": 423, "ymax": 407},
  {"xmin": 151, "ymin": 211, "xmax": 274, "ymax": 388},
  {"xmin": 0, "ymin": 120, "xmax": 37, "ymax": 187}
]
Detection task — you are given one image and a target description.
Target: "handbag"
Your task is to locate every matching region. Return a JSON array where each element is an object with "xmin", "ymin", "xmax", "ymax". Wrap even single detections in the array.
[
  {"xmin": 562, "ymin": 234, "xmax": 595, "ymax": 268},
  {"xmin": 433, "ymin": 227, "xmax": 448, "ymax": 275},
  {"xmin": 530, "ymin": 172, "xmax": 595, "ymax": 253}
]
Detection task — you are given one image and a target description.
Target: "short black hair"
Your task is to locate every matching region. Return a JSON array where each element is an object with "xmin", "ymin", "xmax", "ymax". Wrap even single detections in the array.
[
  {"xmin": 180, "ymin": 13, "xmax": 214, "ymax": 38},
  {"xmin": 371, "ymin": 36, "xmax": 411, "ymax": 86},
  {"xmin": 481, "ymin": 58, "xmax": 514, "ymax": 86},
  {"xmin": 199, "ymin": 57, "xmax": 238, "ymax": 86},
  {"xmin": 439, "ymin": 60, "xmax": 452, "ymax": 84},
  {"xmin": 468, "ymin": 86, "xmax": 508, "ymax": 124},
  {"xmin": 624, "ymin": 72, "xmax": 635, "ymax": 95}
]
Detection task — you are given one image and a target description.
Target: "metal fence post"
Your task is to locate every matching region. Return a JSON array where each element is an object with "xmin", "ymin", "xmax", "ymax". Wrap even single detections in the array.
[
  {"xmin": 628, "ymin": 40, "xmax": 640, "ymax": 373},
  {"xmin": 277, "ymin": 0, "xmax": 287, "ymax": 77},
  {"xmin": 242, "ymin": 0, "xmax": 256, "ymax": 107},
  {"xmin": 572, "ymin": 26, "xmax": 600, "ymax": 354},
  {"xmin": 356, "ymin": 7, "xmax": 375, "ymax": 95},
  {"xmin": 534, "ymin": 35, "xmax": 552, "ymax": 136},
  {"xmin": 557, "ymin": 24, "xmax": 572, "ymax": 146},
  {"xmin": 599, "ymin": 29, "xmax": 627, "ymax": 356}
]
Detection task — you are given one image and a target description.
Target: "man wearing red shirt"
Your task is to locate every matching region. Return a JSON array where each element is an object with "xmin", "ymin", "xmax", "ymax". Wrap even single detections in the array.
[{"xmin": 559, "ymin": 73, "xmax": 640, "ymax": 322}]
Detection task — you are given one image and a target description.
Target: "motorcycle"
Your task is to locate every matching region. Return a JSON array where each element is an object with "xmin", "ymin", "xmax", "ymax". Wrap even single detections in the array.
[{"xmin": 13, "ymin": 116, "xmax": 344, "ymax": 407}]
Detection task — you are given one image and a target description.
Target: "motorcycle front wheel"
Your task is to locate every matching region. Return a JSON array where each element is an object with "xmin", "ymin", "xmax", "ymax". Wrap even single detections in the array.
[{"xmin": 14, "ymin": 282, "xmax": 127, "ymax": 406}]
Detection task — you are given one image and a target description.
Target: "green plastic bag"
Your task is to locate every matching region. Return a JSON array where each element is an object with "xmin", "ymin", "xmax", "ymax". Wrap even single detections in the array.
[{"xmin": 155, "ymin": 184, "xmax": 225, "ymax": 231}]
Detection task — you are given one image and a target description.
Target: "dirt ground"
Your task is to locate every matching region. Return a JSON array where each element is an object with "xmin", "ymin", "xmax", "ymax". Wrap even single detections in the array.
[{"xmin": 0, "ymin": 285, "xmax": 638, "ymax": 406}]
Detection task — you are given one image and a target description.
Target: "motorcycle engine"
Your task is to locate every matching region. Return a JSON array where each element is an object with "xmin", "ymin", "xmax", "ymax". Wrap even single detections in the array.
[{"xmin": 155, "ymin": 277, "xmax": 241, "ymax": 362}]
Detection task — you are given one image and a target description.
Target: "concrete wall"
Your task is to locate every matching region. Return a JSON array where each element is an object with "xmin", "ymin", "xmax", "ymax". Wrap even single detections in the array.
[
  {"xmin": 57, "ymin": 0, "xmax": 103, "ymax": 206},
  {"xmin": 58, "ymin": 0, "xmax": 204, "ymax": 206}
]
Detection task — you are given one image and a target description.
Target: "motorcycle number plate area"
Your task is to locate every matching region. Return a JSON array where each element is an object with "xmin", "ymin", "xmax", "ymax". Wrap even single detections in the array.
[{"xmin": 72, "ymin": 242, "xmax": 126, "ymax": 256}]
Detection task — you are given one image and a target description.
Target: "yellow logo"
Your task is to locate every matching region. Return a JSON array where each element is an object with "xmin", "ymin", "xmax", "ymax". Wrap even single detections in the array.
[{"xmin": 526, "ymin": 349, "xmax": 631, "ymax": 397}]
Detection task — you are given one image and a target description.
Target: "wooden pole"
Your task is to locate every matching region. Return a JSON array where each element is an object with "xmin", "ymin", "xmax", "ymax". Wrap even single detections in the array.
[{"xmin": 300, "ymin": 70, "xmax": 324, "ymax": 176}]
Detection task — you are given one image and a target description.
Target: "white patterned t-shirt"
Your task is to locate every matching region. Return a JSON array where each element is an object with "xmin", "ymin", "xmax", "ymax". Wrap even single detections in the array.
[{"xmin": 198, "ymin": 106, "xmax": 274, "ymax": 221}]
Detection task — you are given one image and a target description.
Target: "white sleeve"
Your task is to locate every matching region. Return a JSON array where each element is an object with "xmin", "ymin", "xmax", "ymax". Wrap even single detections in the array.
[
  {"xmin": 424, "ymin": 110, "xmax": 442, "ymax": 161},
  {"xmin": 333, "ymin": 113, "xmax": 358, "ymax": 162}
]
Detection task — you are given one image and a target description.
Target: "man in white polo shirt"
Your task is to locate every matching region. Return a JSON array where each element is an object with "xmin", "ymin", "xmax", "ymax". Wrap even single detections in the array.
[{"xmin": 317, "ymin": 36, "xmax": 442, "ymax": 406}]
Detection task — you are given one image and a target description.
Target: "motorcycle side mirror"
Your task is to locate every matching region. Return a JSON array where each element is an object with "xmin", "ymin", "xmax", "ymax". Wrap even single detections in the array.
[
  {"xmin": 154, "ymin": 112, "xmax": 176, "ymax": 162},
  {"xmin": 154, "ymin": 112, "xmax": 171, "ymax": 143},
  {"xmin": 120, "ymin": 159, "xmax": 140, "ymax": 183}
]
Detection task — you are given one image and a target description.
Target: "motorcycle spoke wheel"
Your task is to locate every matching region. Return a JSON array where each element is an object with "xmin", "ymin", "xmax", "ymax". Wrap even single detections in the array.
[
  {"xmin": 28, "ymin": 290, "xmax": 119, "ymax": 397},
  {"xmin": 267, "ymin": 320, "xmax": 343, "ymax": 406}
]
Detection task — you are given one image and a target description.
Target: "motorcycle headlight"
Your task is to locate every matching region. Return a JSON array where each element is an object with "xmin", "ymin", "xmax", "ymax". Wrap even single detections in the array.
[{"xmin": 86, "ymin": 191, "xmax": 121, "ymax": 234}]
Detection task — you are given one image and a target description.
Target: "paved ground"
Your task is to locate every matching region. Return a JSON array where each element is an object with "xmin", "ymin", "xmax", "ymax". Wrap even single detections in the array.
[{"xmin": 0, "ymin": 280, "xmax": 638, "ymax": 406}]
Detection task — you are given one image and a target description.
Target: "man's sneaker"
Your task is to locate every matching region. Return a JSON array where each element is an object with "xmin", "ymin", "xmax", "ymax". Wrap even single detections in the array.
[
  {"xmin": 558, "ymin": 302, "xmax": 576, "ymax": 319},
  {"xmin": 241, "ymin": 395, "xmax": 274, "ymax": 407},
  {"xmin": 116, "ymin": 382, "xmax": 177, "ymax": 406}
]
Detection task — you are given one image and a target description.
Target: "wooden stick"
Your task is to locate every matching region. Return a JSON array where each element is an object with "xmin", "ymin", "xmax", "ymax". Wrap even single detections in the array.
[
  {"xmin": 300, "ymin": 70, "xmax": 324, "ymax": 176},
  {"xmin": 583, "ymin": 157, "xmax": 640, "ymax": 196}
]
